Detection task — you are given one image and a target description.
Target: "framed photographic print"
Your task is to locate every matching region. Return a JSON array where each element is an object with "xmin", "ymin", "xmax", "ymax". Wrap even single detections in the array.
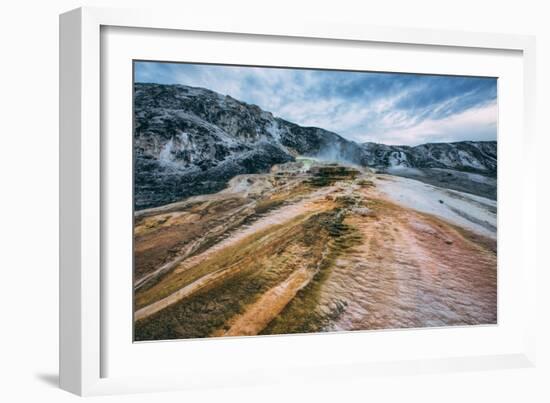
[{"xmin": 60, "ymin": 6, "xmax": 537, "ymax": 396}]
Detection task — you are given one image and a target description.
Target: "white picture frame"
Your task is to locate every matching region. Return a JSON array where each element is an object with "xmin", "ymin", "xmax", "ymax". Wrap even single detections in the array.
[{"xmin": 59, "ymin": 6, "xmax": 537, "ymax": 396}]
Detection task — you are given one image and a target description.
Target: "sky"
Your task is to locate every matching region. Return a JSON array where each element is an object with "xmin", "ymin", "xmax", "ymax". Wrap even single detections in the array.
[{"xmin": 135, "ymin": 61, "xmax": 497, "ymax": 146}]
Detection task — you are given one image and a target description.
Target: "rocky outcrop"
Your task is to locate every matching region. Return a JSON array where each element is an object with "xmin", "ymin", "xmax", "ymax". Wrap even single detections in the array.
[
  {"xmin": 134, "ymin": 84, "xmax": 294, "ymax": 209},
  {"xmin": 361, "ymin": 141, "xmax": 497, "ymax": 174}
]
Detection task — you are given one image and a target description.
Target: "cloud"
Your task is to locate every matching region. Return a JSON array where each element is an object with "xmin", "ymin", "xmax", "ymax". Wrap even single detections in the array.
[
  {"xmin": 134, "ymin": 61, "xmax": 497, "ymax": 146},
  {"xmin": 364, "ymin": 101, "xmax": 498, "ymax": 145}
]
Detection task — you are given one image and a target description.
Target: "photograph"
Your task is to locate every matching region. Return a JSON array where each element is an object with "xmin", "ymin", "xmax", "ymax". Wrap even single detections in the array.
[
  {"xmin": 132, "ymin": 61, "xmax": 497, "ymax": 341},
  {"xmin": 1, "ymin": 0, "xmax": 544, "ymax": 400}
]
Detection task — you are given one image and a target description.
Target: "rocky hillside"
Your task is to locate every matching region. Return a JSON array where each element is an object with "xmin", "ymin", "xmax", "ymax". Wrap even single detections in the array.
[
  {"xmin": 134, "ymin": 83, "xmax": 497, "ymax": 209},
  {"xmin": 134, "ymin": 83, "xmax": 364, "ymax": 209},
  {"xmin": 361, "ymin": 141, "xmax": 497, "ymax": 173}
]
